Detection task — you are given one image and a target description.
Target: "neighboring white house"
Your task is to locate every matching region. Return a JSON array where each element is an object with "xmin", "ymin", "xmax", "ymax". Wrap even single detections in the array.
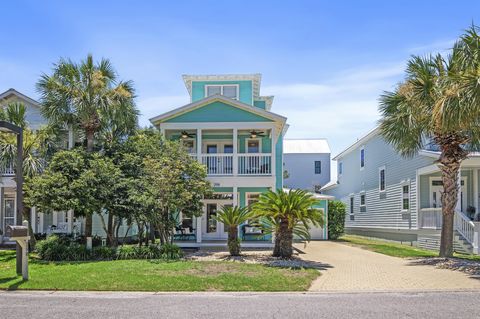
[
  {"xmin": 323, "ymin": 127, "xmax": 480, "ymax": 255},
  {"xmin": 283, "ymin": 139, "xmax": 331, "ymax": 192}
]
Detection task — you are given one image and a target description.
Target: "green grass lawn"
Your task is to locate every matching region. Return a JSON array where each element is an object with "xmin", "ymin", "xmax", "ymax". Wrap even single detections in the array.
[
  {"xmin": 339, "ymin": 235, "xmax": 480, "ymax": 261},
  {"xmin": 0, "ymin": 250, "xmax": 319, "ymax": 291}
]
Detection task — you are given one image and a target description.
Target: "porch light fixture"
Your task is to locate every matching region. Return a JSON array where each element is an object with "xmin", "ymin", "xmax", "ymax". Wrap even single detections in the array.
[
  {"xmin": 0, "ymin": 121, "xmax": 24, "ymax": 275},
  {"xmin": 181, "ymin": 132, "xmax": 189, "ymax": 139}
]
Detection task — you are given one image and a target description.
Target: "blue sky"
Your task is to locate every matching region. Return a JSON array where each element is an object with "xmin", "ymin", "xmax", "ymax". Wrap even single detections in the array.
[{"xmin": 1, "ymin": 0, "xmax": 479, "ymax": 159}]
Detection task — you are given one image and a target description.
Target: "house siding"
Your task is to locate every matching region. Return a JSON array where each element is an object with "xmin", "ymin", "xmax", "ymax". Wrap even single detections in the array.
[
  {"xmin": 325, "ymin": 134, "xmax": 435, "ymax": 230},
  {"xmin": 283, "ymin": 153, "xmax": 331, "ymax": 191}
]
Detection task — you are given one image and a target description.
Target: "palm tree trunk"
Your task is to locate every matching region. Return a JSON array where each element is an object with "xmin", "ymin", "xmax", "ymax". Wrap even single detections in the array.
[
  {"xmin": 438, "ymin": 136, "xmax": 468, "ymax": 257},
  {"xmin": 275, "ymin": 219, "xmax": 293, "ymax": 258},
  {"xmin": 228, "ymin": 225, "xmax": 240, "ymax": 256},
  {"xmin": 86, "ymin": 129, "xmax": 95, "ymax": 153}
]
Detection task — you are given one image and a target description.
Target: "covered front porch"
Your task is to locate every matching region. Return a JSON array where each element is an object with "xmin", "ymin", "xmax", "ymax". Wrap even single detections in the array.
[
  {"xmin": 417, "ymin": 163, "xmax": 480, "ymax": 254},
  {"xmin": 162, "ymin": 124, "xmax": 280, "ymax": 177}
]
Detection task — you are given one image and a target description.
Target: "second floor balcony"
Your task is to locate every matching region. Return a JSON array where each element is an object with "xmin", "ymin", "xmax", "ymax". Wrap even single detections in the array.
[{"xmin": 165, "ymin": 127, "xmax": 278, "ymax": 177}]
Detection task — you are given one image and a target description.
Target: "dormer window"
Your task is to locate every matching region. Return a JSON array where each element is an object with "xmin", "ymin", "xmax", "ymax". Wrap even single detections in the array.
[{"xmin": 205, "ymin": 85, "xmax": 238, "ymax": 100}]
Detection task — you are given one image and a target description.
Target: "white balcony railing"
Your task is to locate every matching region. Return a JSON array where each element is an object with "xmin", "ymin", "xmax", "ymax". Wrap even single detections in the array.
[
  {"xmin": 201, "ymin": 154, "xmax": 233, "ymax": 175},
  {"xmin": 191, "ymin": 153, "xmax": 272, "ymax": 176},
  {"xmin": 238, "ymin": 154, "xmax": 271, "ymax": 175}
]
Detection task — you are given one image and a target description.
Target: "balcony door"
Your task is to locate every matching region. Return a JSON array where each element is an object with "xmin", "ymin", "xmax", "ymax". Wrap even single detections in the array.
[
  {"xmin": 430, "ymin": 178, "xmax": 467, "ymax": 213},
  {"xmin": 206, "ymin": 144, "xmax": 218, "ymax": 174}
]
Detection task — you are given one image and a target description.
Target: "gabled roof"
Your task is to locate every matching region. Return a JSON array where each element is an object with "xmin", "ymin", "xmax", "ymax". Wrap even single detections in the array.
[
  {"xmin": 0, "ymin": 88, "xmax": 41, "ymax": 107},
  {"xmin": 284, "ymin": 139, "xmax": 330, "ymax": 154},
  {"xmin": 256, "ymin": 95, "xmax": 274, "ymax": 111},
  {"xmin": 149, "ymin": 94, "xmax": 287, "ymax": 125},
  {"xmin": 182, "ymin": 74, "xmax": 262, "ymax": 98},
  {"xmin": 332, "ymin": 126, "xmax": 380, "ymax": 160}
]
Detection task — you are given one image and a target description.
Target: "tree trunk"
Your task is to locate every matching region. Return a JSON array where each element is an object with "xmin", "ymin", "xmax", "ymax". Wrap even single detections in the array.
[
  {"xmin": 107, "ymin": 212, "xmax": 114, "ymax": 246},
  {"xmin": 437, "ymin": 135, "xmax": 468, "ymax": 257},
  {"xmin": 228, "ymin": 225, "xmax": 240, "ymax": 256},
  {"xmin": 85, "ymin": 214, "xmax": 93, "ymax": 238},
  {"xmin": 86, "ymin": 129, "xmax": 95, "ymax": 153},
  {"xmin": 273, "ymin": 219, "xmax": 293, "ymax": 258}
]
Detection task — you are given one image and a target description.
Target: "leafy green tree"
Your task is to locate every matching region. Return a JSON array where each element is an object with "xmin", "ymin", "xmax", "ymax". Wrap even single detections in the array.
[
  {"xmin": 379, "ymin": 25, "xmax": 480, "ymax": 257},
  {"xmin": 252, "ymin": 189, "xmax": 324, "ymax": 258},
  {"xmin": 214, "ymin": 206, "xmax": 252, "ymax": 256},
  {"xmin": 327, "ymin": 200, "xmax": 346, "ymax": 240},
  {"xmin": 36, "ymin": 54, "xmax": 138, "ymax": 237}
]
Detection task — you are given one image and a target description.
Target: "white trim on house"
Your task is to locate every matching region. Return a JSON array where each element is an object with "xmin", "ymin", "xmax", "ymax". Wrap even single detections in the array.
[
  {"xmin": 182, "ymin": 74, "xmax": 262, "ymax": 99},
  {"xmin": 0, "ymin": 88, "xmax": 41, "ymax": 107},
  {"xmin": 333, "ymin": 127, "xmax": 380, "ymax": 160},
  {"xmin": 149, "ymin": 95, "xmax": 287, "ymax": 125}
]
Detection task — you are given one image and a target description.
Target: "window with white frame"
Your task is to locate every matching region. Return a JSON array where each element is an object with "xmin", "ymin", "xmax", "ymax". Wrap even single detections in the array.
[
  {"xmin": 360, "ymin": 193, "xmax": 366, "ymax": 212},
  {"xmin": 379, "ymin": 166, "xmax": 386, "ymax": 192},
  {"xmin": 360, "ymin": 147, "xmax": 365, "ymax": 169},
  {"xmin": 401, "ymin": 183, "xmax": 410, "ymax": 211},
  {"xmin": 246, "ymin": 193, "xmax": 260, "ymax": 207},
  {"xmin": 205, "ymin": 85, "xmax": 239, "ymax": 99},
  {"xmin": 338, "ymin": 162, "xmax": 343, "ymax": 175}
]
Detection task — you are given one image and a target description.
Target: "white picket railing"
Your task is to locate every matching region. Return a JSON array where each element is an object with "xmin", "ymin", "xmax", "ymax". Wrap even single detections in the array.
[
  {"xmin": 454, "ymin": 210, "xmax": 475, "ymax": 245},
  {"xmin": 238, "ymin": 154, "xmax": 272, "ymax": 175},
  {"xmin": 201, "ymin": 154, "xmax": 234, "ymax": 175},
  {"xmin": 419, "ymin": 208, "xmax": 443, "ymax": 229}
]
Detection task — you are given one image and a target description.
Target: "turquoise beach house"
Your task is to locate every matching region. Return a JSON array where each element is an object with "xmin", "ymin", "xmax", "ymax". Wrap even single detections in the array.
[{"xmin": 150, "ymin": 74, "xmax": 289, "ymax": 247}]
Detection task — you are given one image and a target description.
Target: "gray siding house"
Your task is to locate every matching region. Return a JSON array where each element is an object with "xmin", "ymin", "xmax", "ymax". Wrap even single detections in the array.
[
  {"xmin": 323, "ymin": 127, "xmax": 480, "ymax": 254},
  {"xmin": 283, "ymin": 139, "xmax": 330, "ymax": 192}
]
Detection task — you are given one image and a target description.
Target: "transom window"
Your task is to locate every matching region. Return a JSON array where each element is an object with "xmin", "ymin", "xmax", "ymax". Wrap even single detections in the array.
[
  {"xmin": 205, "ymin": 85, "xmax": 239, "ymax": 99},
  {"xmin": 314, "ymin": 161, "xmax": 321, "ymax": 174}
]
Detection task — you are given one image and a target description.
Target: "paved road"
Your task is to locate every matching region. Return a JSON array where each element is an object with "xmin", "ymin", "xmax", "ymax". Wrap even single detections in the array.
[
  {"xmin": 295, "ymin": 241, "xmax": 480, "ymax": 291},
  {"xmin": 1, "ymin": 290, "xmax": 479, "ymax": 319}
]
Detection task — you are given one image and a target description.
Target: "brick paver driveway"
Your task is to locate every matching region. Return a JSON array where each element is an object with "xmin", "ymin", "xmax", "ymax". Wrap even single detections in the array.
[{"xmin": 294, "ymin": 241, "xmax": 480, "ymax": 291}]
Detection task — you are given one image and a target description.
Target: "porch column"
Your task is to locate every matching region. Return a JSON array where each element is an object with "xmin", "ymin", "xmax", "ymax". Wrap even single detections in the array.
[
  {"xmin": 196, "ymin": 129, "xmax": 202, "ymax": 163},
  {"xmin": 67, "ymin": 209, "xmax": 73, "ymax": 233},
  {"xmin": 233, "ymin": 128, "xmax": 238, "ymax": 176},
  {"xmin": 473, "ymin": 222, "xmax": 480, "ymax": 254},
  {"xmin": 456, "ymin": 170, "xmax": 462, "ymax": 212},
  {"xmin": 53, "ymin": 211, "xmax": 58, "ymax": 227},
  {"xmin": 196, "ymin": 216, "xmax": 202, "ymax": 243},
  {"xmin": 271, "ymin": 127, "xmax": 277, "ymax": 182},
  {"xmin": 30, "ymin": 207, "xmax": 36, "ymax": 234},
  {"xmin": 39, "ymin": 212, "xmax": 44, "ymax": 234},
  {"xmin": 0, "ymin": 188, "xmax": 3, "ymax": 234},
  {"xmin": 233, "ymin": 186, "xmax": 238, "ymax": 207},
  {"xmin": 474, "ymin": 169, "xmax": 479, "ymax": 215}
]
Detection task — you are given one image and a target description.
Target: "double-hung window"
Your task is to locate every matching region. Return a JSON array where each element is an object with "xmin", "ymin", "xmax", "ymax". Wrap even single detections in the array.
[
  {"xmin": 338, "ymin": 162, "xmax": 343, "ymax": 176},
  {"xmin": 402, "ymin": 184, "xmax": 410, "ymax": 211},
  {"xmin": 360, "ymin": 193, "xmax": 366, "ymax": 212},
  {"xmin": 349, "ymin": 196, "xmax": 355, "ymax": 220},
  {"xmin": 205, "ymin": 85, "xmax": 239, "ymax": 99}
]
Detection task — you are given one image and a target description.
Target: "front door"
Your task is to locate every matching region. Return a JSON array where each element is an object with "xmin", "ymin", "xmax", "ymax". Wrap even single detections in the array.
[
  {"xmin": 430, "ymin": 179, "xmax": 467, "ymax": 212},
  {"xmin": 202, "ymin": 202, "xmax": 230, "ymax": 240}
]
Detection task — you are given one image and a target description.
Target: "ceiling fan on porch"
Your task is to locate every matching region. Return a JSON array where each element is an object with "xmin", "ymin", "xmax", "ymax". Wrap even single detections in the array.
[
  {"xmin": 181, "ymin": 131, "xmax": 196, "ymax": 139},
  {"xmin": 249, "ymin": 130, "xmax": 265, "ymax": 138}
]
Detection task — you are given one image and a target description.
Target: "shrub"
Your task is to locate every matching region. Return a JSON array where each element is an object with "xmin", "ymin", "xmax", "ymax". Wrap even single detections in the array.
[
  {"xmin": 159, "ymin": 243, "xmax": 183, "ymax": 260},
  {"xmin": 328, "ymin": 200, "xmax": 346, "ymax": 240},
  {"xmin": 36, "ymin": 235, "xmax": 91, "ymax": 261},
  {"xmin": 93, "ymin": 246, "xmax": 116, "ymax": 260}
]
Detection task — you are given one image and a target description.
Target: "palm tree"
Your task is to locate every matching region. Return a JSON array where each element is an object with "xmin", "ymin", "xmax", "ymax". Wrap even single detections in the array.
[
  {"xmin": 252, "ymin": 189, "xmax": 324, "ymax": 258},
  {"xmin": 36, "ymin": 54, "xmax": 137, "ymax": 237},
  {"xmin": 379, "ymin": 25, "xmax": 480, "ymax": 257},
  {"xmin": 214, "ymin": 206, "xmax": 252, "ymax": 256},
  {"xmin": 0, "ymin": 102, "xmax": 56, "ymax": 247}
]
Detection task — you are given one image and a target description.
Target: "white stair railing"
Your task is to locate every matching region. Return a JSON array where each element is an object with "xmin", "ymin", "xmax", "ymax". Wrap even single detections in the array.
[{"xmin": 454, "ymin": 210, "xmax": 475, "ymax": 245}]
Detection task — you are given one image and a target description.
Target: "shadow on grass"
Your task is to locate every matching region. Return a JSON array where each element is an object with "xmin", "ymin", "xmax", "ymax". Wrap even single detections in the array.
[{"xmin": 0, "ymin": 275, "xmax": 27, "ymax": 290}]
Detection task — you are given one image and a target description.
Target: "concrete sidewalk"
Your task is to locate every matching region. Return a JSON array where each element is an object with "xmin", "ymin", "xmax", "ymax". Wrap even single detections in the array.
[{"xmin": 295, "ymin": 241, "xmax": 480, "ymax": 291}]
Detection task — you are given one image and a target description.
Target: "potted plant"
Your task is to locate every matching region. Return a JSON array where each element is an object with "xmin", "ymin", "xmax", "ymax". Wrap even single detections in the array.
[{"xmin": 466, "ymin": 206, "xmax": 476, "ymax": 220}]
